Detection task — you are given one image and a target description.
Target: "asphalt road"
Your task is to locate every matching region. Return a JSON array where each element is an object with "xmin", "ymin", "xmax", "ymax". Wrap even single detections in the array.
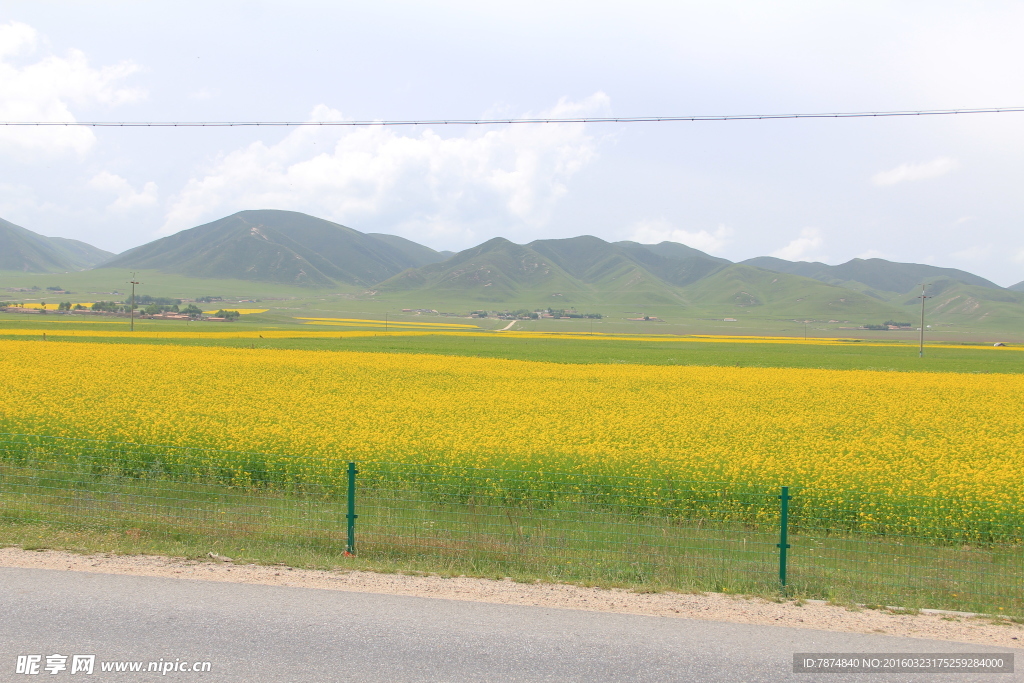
[{"xmin": 1, "ymin": 568, "xmax": 1019, "ymax": 682}]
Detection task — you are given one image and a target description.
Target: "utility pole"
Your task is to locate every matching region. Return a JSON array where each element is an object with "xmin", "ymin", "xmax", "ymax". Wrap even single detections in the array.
[
  {"xmin": 917, "ymin": 283, "xmax": 931, "ymax": 358},
  {"xmin": 127, "ymin": 272, "xmax": 141, "ymax": 332}
]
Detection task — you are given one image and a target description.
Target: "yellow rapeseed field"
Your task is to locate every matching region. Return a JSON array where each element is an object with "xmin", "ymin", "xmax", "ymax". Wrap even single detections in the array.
[
  {"xmin": 3, "ymin": 325, "xmax": 1021, "ymax": 354},
  {"xmin": 10, "ymin": 303, "xmax": 94, "ymax": 309},
  {"xmin": 297, "ymin": 317, "xmax": 479, "ymax": 328},
  {"xmin": 1, "ymin": 338, "xmax": 1020, "ymax": 534}
]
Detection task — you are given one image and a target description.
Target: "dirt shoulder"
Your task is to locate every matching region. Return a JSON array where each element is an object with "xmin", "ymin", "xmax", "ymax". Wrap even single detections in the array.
[{"xmin": 1, "ymin": 546, "xmax": 1020, "ymax": 649}]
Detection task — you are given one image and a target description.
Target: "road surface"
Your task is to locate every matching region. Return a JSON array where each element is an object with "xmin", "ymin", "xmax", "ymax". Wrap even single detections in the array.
[{"xmin": 1, "ymin": 568, "xmax": 1018, "ymax": 682}]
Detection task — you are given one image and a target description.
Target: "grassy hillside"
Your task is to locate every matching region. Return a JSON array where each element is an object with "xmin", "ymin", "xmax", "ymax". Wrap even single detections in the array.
[
  {"xmin": 617, "ymin": 239, "xmax": 730, "ymax": 264},
  {"xmin": 530, "ymin": 236, "xmax": 727, "ymax": 289},
  {"xmin": 891, "ymin": 278, "xmax": 1024, "ymax": 330},
  {"xmin": 0, "ymin": 217, "xmax": 114, "ymax": 273},
  {"xmin": 103, "ymin": 210, "xmax": 437, "ymax": 286},
  {"xmin": 612, "ymin": 240, "xmax": 729, "ymax": 287},
  {"xmin": 366, "ymin": 233, "xmax": 452, "ymax": 267},
  {"xmin": 0, "ymin": 268, "xmax": 348, "ymax": 301},
  {"xmin": 376, "ymin": 237, "xmax": 590, "ymax": 302},
  {"xmin": 3, "ymin": 203, "xmax": 1023, "ymax": 336},
  {"xmin": 380, "ymin": 235, "xmax": 726, "ymax": 307},
  {"xmin": 743, "ymin": 256, "xmax": 1001, "ymax": 293},
  {"xmin": 678, "ymin": 264, "xmax": 901, "ymax": 318},
  {"xmin": 5, "ymin": 263, "xmax": 1024, "ymax": 339}
]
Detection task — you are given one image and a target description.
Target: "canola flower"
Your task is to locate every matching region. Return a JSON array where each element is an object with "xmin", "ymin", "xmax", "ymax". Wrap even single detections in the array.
[
  {"xmin": 7, "ymin": 303, "xmax": 95, "ymax": 309},
  {"xmin": 0, "ymin": 338, "xmax": 1020, "ymax": 540},
  {"xmin": 0, "ymin": 324, "xmax": 1019, "ymax": 354},
  {"xmin": 0, "ymin": 318, "xmax": 121, "ymax": 324},
  {"xmin": 297, "ymin": 317, "xmax": 479, "ymax": 328},
  {"xmin": 3, "ymin": 305, "xmax": 265, "ymax": 314},
  {"xmin": 0, "ymin": 328, "xmax": 464, "ymax": 340},
  {"xmin": 300, "ymin": 321, "xmax": 480, "ymax": 330}
]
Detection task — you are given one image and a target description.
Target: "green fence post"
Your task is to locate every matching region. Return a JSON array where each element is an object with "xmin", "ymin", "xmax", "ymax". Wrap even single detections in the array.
[
  {"xmin": 778, "ymin": 486, "xmax": 791, "ymax": 587},
  {"xmin": 346, "ymin": 461, "xmax": 358, "ymax": 555}
]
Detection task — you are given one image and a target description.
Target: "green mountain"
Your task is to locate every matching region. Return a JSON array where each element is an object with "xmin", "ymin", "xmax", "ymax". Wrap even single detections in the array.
[
  {"xmin": 741, "ymin": 256, "xmax": 1001, "ymax": 294},
  {"xmin": 377, "ymin": 237, "xmax": 588, "ymax": 302},
  {"xmin": 736, "ymin": 255, "xmax": 1024, "ymax": 326},
  {"xmin": 374, "ymin": 233, "xmax": 913, "ymax": 317},
  {"xmin": 378, "ymin": 235, "xmax": 726, "ymax": 305},
  {"xmin": 895, "ymin": 277, "xmax": 1024, "ymax": 327},
  {"xmin": 527, "ymin": 236, "xmax": 728, "ymax": 289},
  {"xmin": 617, "ymin": 240, "xmax": 730, "ymax": 265},
  {"xmin": 366, "ymin": 233, "xmax": 453, "ymax": 267},
  {"xmin": 24, "ymin": 206, "xmax": 1018, "ymax": 327},
  {"xmin": 0, "ymin": 217, "xmax": 114, "ymax": 272},
  {"xmin": 612, "ymin": 240, "xmax": 730, "ymax": 287},
  {"xmin": 102, "ymin": 210, "xmax": 449, "ymax": 286},
  {"xmin": 1009, "ymin": 280, "xmax": 1024, "ymax": 292},
  {"xmin": 374, "ymin": 233, "xmax": 1024, "ymax": 322},
  {"xmin": 677, "ymin": 264, "xmax": 901, "ymax": 317},
  {"xmin": 527, "ymin": 236, "xmax": 684, "ymax": 299}
]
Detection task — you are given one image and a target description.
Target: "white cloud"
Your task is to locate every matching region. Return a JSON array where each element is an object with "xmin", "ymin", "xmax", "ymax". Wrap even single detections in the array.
[
  {"xmin": 0, "ymin": 21, "xmax": 145, "ymax": 159},
  {"xmin": 771, "ymin": 228, "xmax": 824, "ymax": 261},
  {"xmin": 0, "ymin": 20, "xmax": 37, "ymax": 58},
  {"xmin": 1013, "ymin": 250, "xmax": 1024, "ymax": 265},
  {"xmin": 627, "ymin": 219, "xmax": 733, "ymax": 254},
  {"xmin": 188, "ymin": 87, "xmax": 219, "ymax": 100},
  {"xmin": 871, "ymin": 157, "xmax": 957, "ymax": 186},
  {"xmin": 159, "ymin": 95, "xmax": 609, "ymax": 239},
  {"xmin": 88, "ymin": 171, "xmax": 158, "ymax": 211},
  {"xmin": 950, "ymin": 244, "xmax": 992, "ymax": 262},
  {"xmin": 0, "ymin": 181, "xmax": 40, "ymax": 218}
]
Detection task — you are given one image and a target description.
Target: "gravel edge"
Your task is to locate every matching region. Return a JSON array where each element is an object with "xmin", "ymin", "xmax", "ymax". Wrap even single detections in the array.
[{"xmin": 1, "ymin": 546, "xmax": 1021, "ymax": 649}]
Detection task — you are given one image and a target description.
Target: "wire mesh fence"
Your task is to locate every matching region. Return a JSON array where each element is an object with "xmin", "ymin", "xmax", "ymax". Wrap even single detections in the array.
[
  {"xmin": 0, "ymin": 433, "xmax": 1020, "ymax": 616},
  {"xmin": 0, "ymin": 434, "xmax": 352, "ymax": 552},
  {"xmin": 788, "ymin": 495, "xmax": 1023, "ymax": 615},
  {"xmin": 357, "ymin": 462, "xmax": 780, "ymax": 593}
]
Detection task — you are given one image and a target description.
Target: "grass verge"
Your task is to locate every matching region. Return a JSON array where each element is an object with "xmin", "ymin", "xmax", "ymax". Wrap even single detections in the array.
[{"xmin": 2, "ymin": 457, "xmax": 1020, "ymax": 616}]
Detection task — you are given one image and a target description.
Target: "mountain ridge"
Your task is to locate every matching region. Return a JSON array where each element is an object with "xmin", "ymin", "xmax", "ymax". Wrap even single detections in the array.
[
  {"xmin": 4, "ymin": 211, "xmax": 1022, "ymax": 324},
  {"xmin": 741, "ymin": 256, "xmax": 1001, "ymax": 293},
  {"xmin": 101, "ymin": 210, "xmax": 450, "ymax": 287},
  {"xmin": 0, "ymin": 217, "xmax": 114, "ymax": 273}
]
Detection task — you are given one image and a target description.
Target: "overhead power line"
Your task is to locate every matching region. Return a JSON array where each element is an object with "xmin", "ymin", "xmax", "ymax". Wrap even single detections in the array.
[{"xmin": 2, "ymin": 106, "xmax": 1024, "ymax": 127}]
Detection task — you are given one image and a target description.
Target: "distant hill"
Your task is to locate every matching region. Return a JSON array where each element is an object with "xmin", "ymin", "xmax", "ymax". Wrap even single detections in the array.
[
  {"xmin": 741, "ymin": 256, "xmax": 1001, "ymax": 294},
  {"xmin": 366, "ymin": 233, "xmax": 453, "ymax": 268},
  {"xmin": 1010, "ymin": 280, "xmax": 1024, "ymax": 292},
  {"xmin": 528, "ymin": 236, "xmax": 714, "ymax": 303},
  {"xmin": 377, "ymin": 237, "xmax": 587, "ymax": 301},
  {"xmin": 372, "ymin": 233, "xmax": 916, "ymax": 315},
  {"xmin": 378, "ymin": 235, "xmax": 726, "ymax": 304},
  {"xmin": 894, "ymin": 277, "xmax": 1024, "ymax": 326},
  {"xmin": 33, "ymin": 207, "xmax": 1020, "ymax": 324},
  {"xmin": 612, "ymin": 240, "xmax": 730, "ymax": 287},
  {"xmin": 0, "ymin": 217, "xmax": 114, "ymax": 272},
  {"xmin": 678, "ymin": 264, "xmax": 900, "ymax": 317},
  {"xmin": 526, "ymin": 236, "xmax": 728, "ymax": 289},
  {"xmin": 102, "ymin": 210, "xmax": 450, "ymax": 286},
  {"xmin": 617, "ymin": 240, "xmax": 730, "ymax": 265}
]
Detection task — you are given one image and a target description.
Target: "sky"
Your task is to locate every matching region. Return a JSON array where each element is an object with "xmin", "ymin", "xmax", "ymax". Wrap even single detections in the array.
[{"xmin": 2, "ymin": 1, "xmax": 1024, "ymax": 286}]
